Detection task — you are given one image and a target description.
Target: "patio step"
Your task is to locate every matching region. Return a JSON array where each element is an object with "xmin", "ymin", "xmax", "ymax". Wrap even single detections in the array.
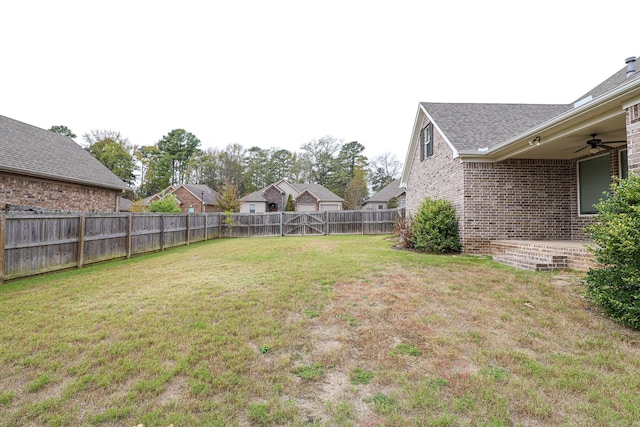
[{"xmin": 493, "ymin": 254, "xmax": 568, "ymax": 272}]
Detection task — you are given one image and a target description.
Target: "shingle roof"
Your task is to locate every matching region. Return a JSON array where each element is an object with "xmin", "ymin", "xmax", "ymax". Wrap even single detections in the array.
[
  {"xmin": 366, "ymin": 179, "xmax": 404, "ymax": 203},
  {"xmin": 421, "ymin": 102, "xmax": 572, "ymax": 152},
  {"xmin": 181, "ymin": 184, "xmax": 219, "ymax": 205},
  {"xmin": 239, "ymin": 190, "xmax": 267, "ymax": 203},
  {"xmin": 0, "ymin": 115, "xmax": 130, "ymax": 191},
  {"xmin": 572, "ymin": 58, "xmax": 640, "ymax": 104},
  {"xmin": 291, "ymin": 183, "xmax": 343, "ymax": 202}
]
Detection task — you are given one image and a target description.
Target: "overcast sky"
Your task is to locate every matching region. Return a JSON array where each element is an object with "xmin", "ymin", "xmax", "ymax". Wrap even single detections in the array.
[{"xmin": 2, "ymin": 1, "xmax": 638, "ymax": 164}]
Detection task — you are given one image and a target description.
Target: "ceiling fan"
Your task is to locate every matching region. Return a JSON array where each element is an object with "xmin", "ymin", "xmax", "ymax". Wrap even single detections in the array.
[{"xmin": 573, "ymin": 133, "xmax": 627, "ymax": 154}]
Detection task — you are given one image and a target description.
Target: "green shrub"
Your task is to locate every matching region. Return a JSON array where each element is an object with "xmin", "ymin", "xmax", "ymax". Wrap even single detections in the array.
[
  {"xmin": 285, "ymin": 194, "xmax": 295, "ymax": 211},
  {"xmin": 409, "ymin": 198, "xmax": 461, "ymax": 253},
  {"xmin": 585, "ymin": 173, "xmax": 640, "ymax": 330},
  {"xmin": 148, "ymin": 194, "xmax": 181, "ymax": 212}
]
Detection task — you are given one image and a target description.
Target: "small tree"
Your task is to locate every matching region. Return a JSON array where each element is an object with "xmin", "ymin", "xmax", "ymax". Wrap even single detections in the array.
[
  {"xmin": 585, "ymin": 173, "xmax": 640, "ymax": 330},
  {"xmin": 410, "ymin": 198, "xmax": 461, "ymax": 253},
  {"xmin": 387, "ymin": 197, "xmax": 398, "ymax": 209},
  {"xmin": 216, "ymin": 180, "xmax": 241, "ymax": 213},
  {"xmin": 285, "ymin": 194, "xmax": 295, "ymax": 211},
  {"xmin": 148, "ymin": 194, "xmax": 181, "ymax": 212}
]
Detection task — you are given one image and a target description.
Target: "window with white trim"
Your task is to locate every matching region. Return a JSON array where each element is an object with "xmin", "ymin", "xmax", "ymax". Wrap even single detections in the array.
[
  {"xmin": 578, "ymin": 154, "xmax": 610, "ymax": 215},
  {"xmin": 620, "ymin": 149, "xmax": 628, "ymax": 180},
  {"xmin": 249, "ymin": 203, "xmax": 255, "ymax": 214},
  {"xmin": 420, "ymin": 123, "xmax": 433, "ymax": 161}
]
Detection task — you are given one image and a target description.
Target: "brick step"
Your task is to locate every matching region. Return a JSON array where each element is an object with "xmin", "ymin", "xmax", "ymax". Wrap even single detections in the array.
[{"xmin": 493, "ymin": 255, "xmax": 568, "ymax": 272}]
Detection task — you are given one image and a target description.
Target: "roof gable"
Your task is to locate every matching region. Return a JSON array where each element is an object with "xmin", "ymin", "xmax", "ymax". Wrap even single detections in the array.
[
  {"xmin": 366, "ymin": 179, "xmax": 404, "ymax": 203},
  {"xmin": 0, "ymin": 115, "xmax": 130, "ymax": 191}
]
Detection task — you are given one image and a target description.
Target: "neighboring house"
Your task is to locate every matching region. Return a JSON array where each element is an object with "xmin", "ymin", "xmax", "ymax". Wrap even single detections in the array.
[
  {"xmin": 146, "ymin": 184, "xmax": 221, "ymax": 213},
  {"xmin": 239, "ymin": 179, "xmax": 343, "ymax": 213},
  {"xmin": 362, "ymin": 179, "xmax": 405, "ymax": 210},
  {"xmin": 401, "ymin": 55, "xmax": 640, "ymax": 263},
  {"xmin": 0, "ymin": 115, "xmax": 131, "ymax": 212}
]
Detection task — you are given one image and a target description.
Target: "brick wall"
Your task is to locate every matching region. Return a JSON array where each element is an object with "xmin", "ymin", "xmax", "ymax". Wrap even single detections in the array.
[
  {"xmin": 1, "ymin": 172, "xmax": 119, "ymax": 212},
  {"xmin": 627, "ymin": 103, "xmax": 640, "ymax": 172},
  {"xmin": 405, "ymin": 118, "xmax": 464, "ymax": 217},
  {"xmin": 461, "ymin": 159, "xmax": 573, "ymax": 253},
  {"xmin": 171, "ymin": 187, "xmax": 220, "ymax": 213}
]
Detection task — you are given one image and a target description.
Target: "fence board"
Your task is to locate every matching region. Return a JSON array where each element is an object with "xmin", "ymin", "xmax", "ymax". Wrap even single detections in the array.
[{"xmin": 1, "ymin": 209, "xmax": 402, "ymax": 281}]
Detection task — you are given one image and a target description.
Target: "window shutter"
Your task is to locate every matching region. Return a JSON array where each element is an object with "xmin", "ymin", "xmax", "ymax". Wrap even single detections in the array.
[
  {"xmin": 419, "ymin": 127, "xmax": 425, "ymax": 161},
  {"xmin": 426, "ymin": 124, "xmax": 433, "ymax": 157}
]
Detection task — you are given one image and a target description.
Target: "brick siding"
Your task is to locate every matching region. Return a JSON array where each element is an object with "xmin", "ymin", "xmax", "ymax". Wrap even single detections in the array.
[
  {"xmin": 627, "ymin": 103, "xmax": 640, "ymax": 172},
  {"xmin": 171, "ymin": 187, "xmax": 220, "ymax": 213},
  {"xmin": 1, "ymin": 172, "xmax": 119, "ymax": 212}
]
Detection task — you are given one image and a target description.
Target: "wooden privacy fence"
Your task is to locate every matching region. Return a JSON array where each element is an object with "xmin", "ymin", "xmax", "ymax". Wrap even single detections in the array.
[{"xmin": 0, "ymin": 209, "xmax": 403, "ymax": 282}]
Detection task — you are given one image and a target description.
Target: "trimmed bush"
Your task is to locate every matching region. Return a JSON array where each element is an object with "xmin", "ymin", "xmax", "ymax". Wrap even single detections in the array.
[
  {"xmin": 585, "ymin": 173, "xmax": 640, "ymax": 330},
  {"xmin": 409, "ymin": 198, "xmax": 461, "ymax": 253}
]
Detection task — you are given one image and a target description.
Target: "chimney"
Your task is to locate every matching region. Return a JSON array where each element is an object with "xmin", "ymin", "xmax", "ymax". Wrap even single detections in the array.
[{"xmin": 626, "ymin": 56, "xmax": 636, "ymax": 78}]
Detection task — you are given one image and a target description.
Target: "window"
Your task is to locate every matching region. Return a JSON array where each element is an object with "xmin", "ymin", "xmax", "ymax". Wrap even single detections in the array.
[
  {"xmin": 377, "ymin": 204, "xmax": 384, "ymax": 210},
  {"xmin": 249, "ymin": 204, "xmax": 255, "ymax": 214},
  {"xmin": 400, "ymin": 198, "xmax": 406, "ymax": 208},
  {"xmin": 420, "ymin": 123, "xmax": 433, "ymax": 161},
  {"xmin": 620, "ymin": 149, "xmax": 628, "ymax": 180},
  {"xmin": 578, "ymin": 154, "xmax": 610, "ymax": 215}
]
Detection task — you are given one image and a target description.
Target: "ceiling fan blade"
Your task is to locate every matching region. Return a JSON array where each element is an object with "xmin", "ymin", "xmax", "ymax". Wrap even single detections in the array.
[
  {"xmin": 573, "ymin": 146, "xmax": 589, "ymax": 153},
  {"xmin": 602, "ymin": 140, "xmax": 627, "ymax": 144}
]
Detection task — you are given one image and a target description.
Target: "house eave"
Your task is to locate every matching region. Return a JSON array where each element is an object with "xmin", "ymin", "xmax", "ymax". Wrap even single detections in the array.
[
  {"xmin": 0, "ymin": 166, "xmax": 131, "ymax": 192},
  {"xmin": 480, "ymin": 75, "xmax": 640, "ymax": 162}
]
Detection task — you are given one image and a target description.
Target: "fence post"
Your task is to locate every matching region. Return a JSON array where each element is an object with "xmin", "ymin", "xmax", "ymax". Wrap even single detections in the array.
[
  {"xmin": 325, "ymin": 211, "xmax": 329, "ymax": 235},
  {"xmin": 77, "ymin": 215, "xmax": 85, "ymax": 268},
  {"xmin": 160, "ymin": 214, "xmax": 165, "ymax": 251},
  {"xmin": 219, "ymin": 213, "xmax": 223, "ymax": 237},
  {"xmin": 204, "ymin": 213, "xmax": 208, "ymax": 241},
  {"xmin": 186, "ymin": 213, "xmax": 191, "ymax": 246},
  {"xmin": 280, "ymin": 212, "xmax": 283, "ymax": 236},
  {"xmin": 126, "ymin": 214, "xmax": 132, "ymax": 259},
  {"xmin": 0, "ymin": 215, "xmax": 6, "ymax": 284}
]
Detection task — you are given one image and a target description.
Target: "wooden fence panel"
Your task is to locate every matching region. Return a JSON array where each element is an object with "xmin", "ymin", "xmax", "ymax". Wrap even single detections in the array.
[
  {"xmin": 363, "ymin": 209, "xmax": 398, "ymax": 235},
  {"xmin": 3, "ymin": 215, "xmax": 79, "ymax": 279},
  {"xmin": 84, "ymin": 215, "xmax": 129, "ymax": 264},
  {"xmin": 163, "ymin": 214, "xmax": 188, "ymax": 248},
  {"xmin": 130, "ymin": 214, "xmax": 162, "ymax": 255},
  {"xmin": 249, "ymin": 212, "xmax": 281, "ymax": 237},
  {"xmin": 205, "ymin": 213, "xmax": 221, "ymax": 239},
  {"xmin": 328, "ymin": 211, "xmax": 363, "ymax": 235},
  {"xmin": 188, "ymin": 214, "xmax": 206, "ymax": 243}
]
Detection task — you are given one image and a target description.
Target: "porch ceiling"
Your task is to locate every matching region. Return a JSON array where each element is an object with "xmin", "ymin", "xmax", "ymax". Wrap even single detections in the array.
[{"xmin": 509, "ymin": 111, "xmax": 627, "ymax": 160}]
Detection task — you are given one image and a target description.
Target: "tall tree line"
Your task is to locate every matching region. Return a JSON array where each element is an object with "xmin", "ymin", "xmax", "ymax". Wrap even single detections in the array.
[{"xmin": 50, "ymin": 125, "xmax": 402, "ymax": 208}]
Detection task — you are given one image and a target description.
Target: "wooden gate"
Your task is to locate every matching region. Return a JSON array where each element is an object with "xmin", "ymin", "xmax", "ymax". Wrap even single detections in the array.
[{"xmin": 282, "ymin": 212, "xmax": 326, "ymax": 236}]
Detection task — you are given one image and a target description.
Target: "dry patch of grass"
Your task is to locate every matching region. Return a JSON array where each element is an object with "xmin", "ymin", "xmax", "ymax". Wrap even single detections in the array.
[{"xmin": 1, "ymin": 235, "xmax": 639, "ymax": 426}]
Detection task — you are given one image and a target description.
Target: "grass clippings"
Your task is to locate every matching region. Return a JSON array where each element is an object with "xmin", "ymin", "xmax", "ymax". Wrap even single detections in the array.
[{"xmin": 1, "ymin": 235, "xmax": 640, "ymax": 425}]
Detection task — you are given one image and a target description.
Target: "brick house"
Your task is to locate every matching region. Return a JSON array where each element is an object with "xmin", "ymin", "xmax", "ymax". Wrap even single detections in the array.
[
  {"xmin": 146, "ymin": 184, "xmax": 221, "ymax": 213},
  {"xmin": 401, "ymin": 56, "xmax": 640, "ymax": 270},
  {"xmin": 361, "ymin": 179, "xmax": 405, "ymax": 210},
  {"xmin": 0, "ymin": 115, "xmax": 131, "ymax": 212},
  {"xmin": 239, "ymin": 179, "xmax": 343, "ymax": 213}
]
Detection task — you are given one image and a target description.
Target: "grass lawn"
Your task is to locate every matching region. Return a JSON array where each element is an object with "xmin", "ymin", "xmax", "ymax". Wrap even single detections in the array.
[{"xmin": 1, "ymin": 235, "xmax": 639, "ymax": 426}]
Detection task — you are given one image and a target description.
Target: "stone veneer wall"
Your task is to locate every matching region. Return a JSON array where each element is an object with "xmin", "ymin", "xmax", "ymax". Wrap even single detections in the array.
[
  {"xmin": 1, "ymin": 172, "xmax": 119, "ymax": 212},
  {"xmin": 461, "ymin": 159, "xmax": 573, "ymax": 254}
]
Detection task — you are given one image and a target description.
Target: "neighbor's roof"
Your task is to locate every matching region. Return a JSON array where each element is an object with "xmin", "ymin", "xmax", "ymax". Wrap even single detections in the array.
[
  {"xmin": 0, "ymin": 115, "xmax": 131, "ymax": 191},
  {"xmin": 365, "ymin": 179, "xmax": 404, "ymax": 203},
  {"xmin": 239, "ymin": 190, "xmax": 267, "ymax": 203},
  {"xmin": 421, "ymin": 102, "xmax": 571, "ymax": 152},
  {"xmin": 181, "ymin": 184, "xmax": 219, "ymax": 205},
  {"xmin": 291, "ymin": 183, "xmax": 343, "ymax": 202}
]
